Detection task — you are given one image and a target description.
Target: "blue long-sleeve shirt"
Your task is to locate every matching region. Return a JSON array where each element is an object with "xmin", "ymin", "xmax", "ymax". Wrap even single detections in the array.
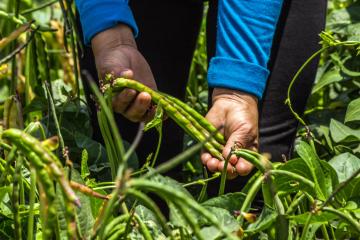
[{"xmin": 75, "ymin": 0, "xmax": 283, "ymax": 99}]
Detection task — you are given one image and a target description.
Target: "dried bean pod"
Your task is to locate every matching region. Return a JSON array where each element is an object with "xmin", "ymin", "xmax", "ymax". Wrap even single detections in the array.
[
  {"xmin": 70, "ymin": 181, "xmax": 109, "ymax": 200},
  {"xmin": 2, "ymin": 129, "xmax": 80, "ymax": 206}
]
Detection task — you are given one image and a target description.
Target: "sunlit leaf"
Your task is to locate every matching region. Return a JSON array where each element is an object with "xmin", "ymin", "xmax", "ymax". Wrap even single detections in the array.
[
  {"xmin": 330, "ymin": 119, "xmax": 360, "ymax": 143},
  {"xmin": 345, "ymin": 98, "xmax": 360, "ymax": 123}
]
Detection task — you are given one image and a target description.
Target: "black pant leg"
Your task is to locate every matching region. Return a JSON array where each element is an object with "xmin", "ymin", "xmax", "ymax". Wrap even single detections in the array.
[
  {"xmin": 78, "ymin": 1, "xmax": 204, "ymax": 178},
  {"xmin": 259, "ymin": 0, "xmax": 327, "ymax": 161},
  {"xmin": 206, "ymin": 0, "xmax": 327, "ymax": 195}
]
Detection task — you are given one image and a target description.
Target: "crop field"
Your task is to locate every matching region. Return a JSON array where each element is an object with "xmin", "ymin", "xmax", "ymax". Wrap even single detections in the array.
[{"xmin": 0, "ymin": 0, "xmax": 360, "ymax": 239}]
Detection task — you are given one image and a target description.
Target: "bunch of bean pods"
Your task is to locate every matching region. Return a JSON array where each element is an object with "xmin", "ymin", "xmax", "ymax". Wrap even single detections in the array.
[
  {"xmin": 2, "ymin": 128, "xmax": 80, "ymax": 239},
  {"xmin": 104, "ymin": 78, "xmax": 226, "ymax": 161}
]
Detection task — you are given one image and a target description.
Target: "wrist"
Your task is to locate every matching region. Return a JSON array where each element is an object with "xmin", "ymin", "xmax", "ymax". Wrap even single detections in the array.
[
  {"xmin": 91, "ymin": 24, "xmax": 137, "ymax": 57},
  {"xmin": 212, "ymin": 88, "xmax": 258, "ymax": 106}
]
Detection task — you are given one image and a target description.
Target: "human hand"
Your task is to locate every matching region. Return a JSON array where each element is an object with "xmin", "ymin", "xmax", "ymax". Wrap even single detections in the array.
[
  {"xmin": 200, "ymin": 88, "xmax": 259, "ymax": 179},
  {"xmin": 92, "ymin": 24, "xmax": 157, "ymax": 122}
]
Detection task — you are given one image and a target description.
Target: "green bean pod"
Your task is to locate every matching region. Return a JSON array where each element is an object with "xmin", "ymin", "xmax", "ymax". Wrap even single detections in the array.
[
  {"xmin": 134, "ymin": 214, "xmax": 153, "ymax": 240},
  {"xmin": 158, "ymin": 99, "xmax": 224, "ymax": 161},
  {"xmin": 164, "ymin": 93, "xmax": 225, "ymax": 144}
]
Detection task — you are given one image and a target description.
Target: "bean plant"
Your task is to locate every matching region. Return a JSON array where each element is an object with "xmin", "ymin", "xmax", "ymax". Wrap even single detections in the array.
[{"xmin": 1, "ymin": 0, "xmax": 360, "ymax": 239}]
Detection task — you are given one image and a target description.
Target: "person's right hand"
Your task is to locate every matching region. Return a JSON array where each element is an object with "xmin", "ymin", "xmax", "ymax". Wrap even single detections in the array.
[{"xmin": 91, "ymin": 24, "xmax": 157, "ymax": 122}]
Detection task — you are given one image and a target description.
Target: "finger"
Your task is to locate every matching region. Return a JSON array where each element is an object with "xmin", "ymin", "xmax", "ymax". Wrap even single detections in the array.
[
  {"xmin": 228, "ymin": 154, "xmax": 238, "ymax": 165},
  {"xmin": 201, "ymin": 152, "xmax": 212, "ymax": 165},
  {"xmin": 227, "ymin": 171, "xmax": 238, "ymax": 180},
  {"xmin": 112, "ymin": 88, "xmax": 137, "ymax": 113},
  {"xmin": 206, "ymin": 158, "xmax": 219, "ymax": 172},
  {"xmin": 124, "ymin": 92, "xmax": 152, "ymax": 122},
  {"xmin": 217, "ymin": 160, "xmax": 234, "ymax": 173},
  {"xmin": 142, "ymin": 103, "xmax": 156, "ymax": 123},
  {"xmin": 235, "ymin": 158, "xmax": 254, "ymax": 176},
  {"xmin": 217, "ymin": 161, "xmax": 238, "ymax": 179}
]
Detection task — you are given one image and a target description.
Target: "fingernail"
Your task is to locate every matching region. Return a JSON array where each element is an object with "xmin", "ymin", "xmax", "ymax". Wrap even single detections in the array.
[{"xmin": 120, "ymin": 70, "xmax": 133, "ymax": 78}]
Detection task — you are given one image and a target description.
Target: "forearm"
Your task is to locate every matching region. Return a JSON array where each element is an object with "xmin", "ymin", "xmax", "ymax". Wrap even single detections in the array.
[{"xmin": 208, "ymin": 0, "xmax": 284, "ymax": 99}]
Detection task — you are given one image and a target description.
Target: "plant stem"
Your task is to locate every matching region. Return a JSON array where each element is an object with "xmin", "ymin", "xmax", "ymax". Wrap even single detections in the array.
[
  {"xmin": 183, "ymin": 172, "xmax": 221, "ymax": 188},
  {"xmin": 269, "ymin": 169, "xmax": 316, "ymax": 192},
  {"xmin": 145, "ymin": 137, "xmax": 209, "ymax": 178},
  {"xmin": 21, "ymin": 0, "xmax": 58, "ymax": 15},
  {"xmin": 218, "ymin": 151, "xmax": 232, "ymax": 196},
  {"xmin": 321, "ymin": 225, "xmax": 330, "ymax": 240},
  {"xmin": 300, "ymin": 212, "xmax": 313, "ymax": 240},
  {"xmin": 125, "ymin": 188, "xmax": 173, "ymax": 238},
  {"xmin": 150, "ymin": 124, "xmax": 162, "ymax": 168},
  {"xmin": 27, "ymin": 167, "xmax": 36, "ymax": 240},
  {"xmin": 85, "ymin": 72, "xmax": 125, "ymax": 162},
  {"xmin": 129, "ymin": 179, "xmax": 238, "ymax": 240},
  {"xmin": 237, "ymin": 176, "xmax": 263, "ymax": 224},
  {"xmin": 286, "ymin": 193, "xmax": 306, "ymax": 215},
  {"xmin": 44, "ymin": 83, "xmax": 63, "ymax": 149},
  {"xmin": 323, "ymin": 207, "xmax": 360, "ymax": 234},
  {"xmin": 285, "ymin": 47, "xmax": 329, "ymax": 127}
]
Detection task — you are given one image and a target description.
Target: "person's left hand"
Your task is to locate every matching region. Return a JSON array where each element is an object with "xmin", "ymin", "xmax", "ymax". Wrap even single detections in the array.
[{"xmin": 200, "ymin": 88, "xmax": 259, "ymax": 179}]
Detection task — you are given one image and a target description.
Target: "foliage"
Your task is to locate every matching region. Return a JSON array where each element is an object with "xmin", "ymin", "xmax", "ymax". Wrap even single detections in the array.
[{"xmin": 0, "ymin": 0, "xmax": 360, "ymax": 239}]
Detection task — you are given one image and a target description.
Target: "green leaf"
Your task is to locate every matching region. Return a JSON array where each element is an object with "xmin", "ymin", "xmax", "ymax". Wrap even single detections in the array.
[
  {"xmin": 327, "ymin": 5, "xmax": 360, "ymax": 34},
  {"xmin": 330, "ymin": 119, "xmax": 360, "ymax": 143},
  {"xmin": 338, "ymin": 178, "xmax": 360, "ymax": 202},
  {"xmin": 134, "ymin": 205, "xmax": 167, "ymax": 238},
  {"xmin": 73, "ymin": 131, "xmax": 109, "ymax": 169},
  {"xmin": 0, "ymin": 186, "xmax": 11, "ymax": 202},
  {"xmin": 320, "ymin": 160, "xmax": 339, "ymax": 197},
  {"xmin": 245, "ymin": 206, "xmax": 277, "ymax": 235},
  {"xmin": 318, "ymin": 125, "xmax": 334, "ymax": 150},
  {"xmin": 70, "ymin": 169, "xmax": 95, "ymax": 238},
  {"xmin": 135, "ymin": 205, "xmax": 159, "ymax": 225},
  {"xmin": 329, "ymin": 153, "xmax": 360, "ymax": 183},
  {"xmin": 311, "ymin": 68, "xmax": 343, "ymax": 93},
  {"xmin": 345, "ymin": 98, "xmax": 360, "ymax": 123},
  {"xmin": 276, "ymin": 158, "xmax": 316, "ymax": 196},
  {"xmin": 200, "ymin": 207, "xmax": 240, "ymax": 240},
  {"xmin": 148, "ymin": 174, "xmax": 195, "ymax": 229},
  {"xmin": 295, "ymin": 141, "xmax": 326, "ymax": 200},
  {"xmin": 202, "ymin": 192, "xmax": 246, "ymax": 213},
  {"xmin": 290, "ymin": 211, "xmax": 337, "ymax": 224},
  {"xmin": 168, "ymin": 202, "xmax": 194, "ymax": 230},
  {"xmin": 301, "ymin": 223, "xmax": 322, "ymax": 240}
]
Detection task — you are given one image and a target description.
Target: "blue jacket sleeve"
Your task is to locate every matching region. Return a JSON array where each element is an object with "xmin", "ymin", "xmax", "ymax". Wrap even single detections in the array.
[
  {"xmin": 75, "ymin": 0, "xmax": 138, "ymax": 45},
  {"xmin": 207, "ymin": 0, "xmax": 283, "ymax": 99}
]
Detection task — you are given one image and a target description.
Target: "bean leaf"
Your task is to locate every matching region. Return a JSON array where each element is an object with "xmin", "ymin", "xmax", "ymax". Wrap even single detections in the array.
[
  {"xmin": 275, "ymin": 158, "xmax": 316, "ymax": 196},
  {"xmin": 311, "ymin": 68, "xmax": 343, "ymax": 93},
  {"xmin": 245, "ymin": 206, "xmax": 277, "ymax": 236},
  {"xmin": 200, "ymin": 207, "xmax": 240, "ymax": 240},
  {"xmin": 202, "ymin": 192, "xmax": 246, "ymax": 213},
  {"xmin": 330, "ymin": 119, "xmax": 360, "ymax": 143},
  {"xmin": 295, "ymin": 141, "xmax": 327, "ymax": 200},
  {"xmin": 329, "ymin": 153, "xmax": 360, "ymax": 183},
  {"xmin": 345, "ymin": 98, "xmax": 360, "ymax": 123}
]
